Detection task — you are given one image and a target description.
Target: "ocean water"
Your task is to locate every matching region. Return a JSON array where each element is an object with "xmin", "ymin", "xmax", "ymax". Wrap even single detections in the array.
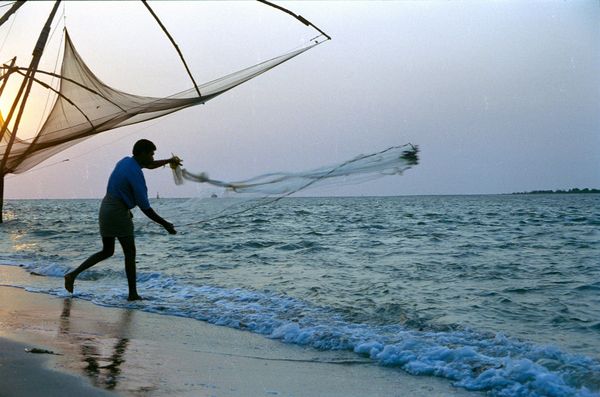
[{"xmin": 1, "ymin": 194, "xmax": 599, "ymax": 396}]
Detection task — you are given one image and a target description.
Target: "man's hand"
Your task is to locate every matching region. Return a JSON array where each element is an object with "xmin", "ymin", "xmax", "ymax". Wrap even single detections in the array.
[
  {"xmin": 141, "ymin": 207, "xmax": 177, "ymax": 234},
  {"xmin": 164, "ymin": 222, "xmax": 177, "ymax": 235},
  {"xmin": 169, "ymin": 156, "xmax": 183, "ymax": 169}
]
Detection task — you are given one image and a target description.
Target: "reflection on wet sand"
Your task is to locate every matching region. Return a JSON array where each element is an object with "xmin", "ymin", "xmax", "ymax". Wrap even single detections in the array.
[{"xmin": 60, "ymin": 298, "xmax": 132, "ymax": 390}]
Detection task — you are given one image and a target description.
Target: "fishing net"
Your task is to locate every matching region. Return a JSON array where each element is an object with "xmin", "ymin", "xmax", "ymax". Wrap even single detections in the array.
[
  {"xmin": 172, "ymin": 144, "xmax": 419, "ymax": 196},
  {"xmin": 0, "ymin": 29, "xmax": 324, "ymax": 175},
  {"xmin": 0, "ymin": 112, "xmax": 25, "ymax": 146},
  {"xmin": 166, "ymin": 144, "xmax": 419, "ymax": 225}
]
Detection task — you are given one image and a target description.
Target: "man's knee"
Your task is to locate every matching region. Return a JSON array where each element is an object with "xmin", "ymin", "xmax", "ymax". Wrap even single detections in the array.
[{"xmin": 100, "ymin": 237, "xmax": 115, "ymax": 258}]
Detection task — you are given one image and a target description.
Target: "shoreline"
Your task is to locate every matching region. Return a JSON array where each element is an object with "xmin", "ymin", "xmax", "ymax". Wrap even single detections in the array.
[
  {"xmin": 0, "ymin": 265, "xmax": 480, "ymax": 397},
  {"xmin": 3, "ymin": 191, "xmax": 600, "ymax": 201}
]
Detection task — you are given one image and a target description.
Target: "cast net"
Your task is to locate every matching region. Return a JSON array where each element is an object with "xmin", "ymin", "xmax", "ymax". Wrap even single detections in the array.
[
  {"xmin": 173, "ymin": 144, "xmax": 419, "ymax": 195},
  {"xmin": 170, "ymin": 144, "xmax": 419, "ymax": 225}
]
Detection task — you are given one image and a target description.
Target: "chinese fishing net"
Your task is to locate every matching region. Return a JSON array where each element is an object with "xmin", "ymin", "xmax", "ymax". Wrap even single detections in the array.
[
  {"xmin": 171, "ymin": 143, "xmax": 419, "ymax": 226},
  {"xmin": 0, "ymin": 29, "xmax": 325, "ymax": 175}
]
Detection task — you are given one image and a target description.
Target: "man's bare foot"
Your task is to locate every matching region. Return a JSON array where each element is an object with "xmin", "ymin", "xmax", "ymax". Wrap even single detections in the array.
[
  {"xmin": 127, "ymin": 294, "xmax": 143, "ymax": 301},
  {"xmin": 64, "ymin": 273, "xmax": 75, "ymax": 293}
]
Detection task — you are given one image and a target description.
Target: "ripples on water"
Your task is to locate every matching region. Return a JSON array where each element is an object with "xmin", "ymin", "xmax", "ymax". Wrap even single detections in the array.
[{"xmin": 1, "ymin": 194, "xmax": 599, "ymax": 396}]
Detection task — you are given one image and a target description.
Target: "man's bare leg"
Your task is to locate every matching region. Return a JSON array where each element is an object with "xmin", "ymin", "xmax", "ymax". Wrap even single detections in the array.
[
  {"xmin": 65, "ymin": 237, "xmax": 115, "ymax": 293},
  {"xmin": 118, "ymin": 236, "xmax": 141, "ymax": 301}
]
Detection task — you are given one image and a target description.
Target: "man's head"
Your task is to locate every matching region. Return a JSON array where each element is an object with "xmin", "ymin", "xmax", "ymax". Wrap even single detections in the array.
[{"xmin": 132, "ymin": 139, "xmax": 156, "ymax": 167}]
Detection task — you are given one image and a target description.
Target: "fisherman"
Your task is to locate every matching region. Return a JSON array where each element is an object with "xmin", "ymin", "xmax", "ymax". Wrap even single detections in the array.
[{"xmin": 64, "ymin": 139, "xmax": 181, "ymax": 300}]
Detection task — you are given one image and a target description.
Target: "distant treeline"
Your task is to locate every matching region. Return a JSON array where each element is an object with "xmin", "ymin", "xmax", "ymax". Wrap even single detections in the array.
[{"xmin": 512, "ymin": 188, "xmax": 600, "ymax": 195}]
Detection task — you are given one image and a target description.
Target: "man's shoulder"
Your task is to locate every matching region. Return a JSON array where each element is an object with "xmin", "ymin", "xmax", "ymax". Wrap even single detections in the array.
[
  {"xmin": 111, "ymin": 157, "xmax": 142, "ymax": 180},
  {"xmin": 116, "ymin": 156, "xmax": 141, "ymax": 170},
  {"xmin": 117, "ymin": 156, "xmax": 133, "ymax": 164}
]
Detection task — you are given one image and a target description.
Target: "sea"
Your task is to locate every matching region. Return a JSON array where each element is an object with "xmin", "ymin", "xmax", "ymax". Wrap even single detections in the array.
[{"xmin": 1, "ymin": 194, "xmax": 599, "ymax": 397}]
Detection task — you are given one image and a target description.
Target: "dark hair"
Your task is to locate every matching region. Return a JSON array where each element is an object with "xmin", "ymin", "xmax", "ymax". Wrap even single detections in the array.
[{"xmin": 132, "ymin": 139, "xmax": 156, "ymax": 156}]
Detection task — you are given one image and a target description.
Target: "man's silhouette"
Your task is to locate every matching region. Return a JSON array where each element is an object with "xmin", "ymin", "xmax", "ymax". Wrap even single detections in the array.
[{"xmin": 65, "ymin": 139, "xmax": 180, "ymax": 300}]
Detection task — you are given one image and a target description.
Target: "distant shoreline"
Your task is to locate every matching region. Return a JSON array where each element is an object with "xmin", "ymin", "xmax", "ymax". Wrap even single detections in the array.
[
  {"xmin": 4, "ymin": 188, "xmax": 600, "ymax": 202},
  {"xmin": 3, "ymin": 190, "xmax": 600, "ymax": 200},
  {"xmin": 511, "ymin": 188, "xmax": 600, "ymax": 195}
]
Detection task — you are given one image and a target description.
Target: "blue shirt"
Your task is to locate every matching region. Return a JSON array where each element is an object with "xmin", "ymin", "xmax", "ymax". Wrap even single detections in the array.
[{"xmin": 106, "ymin": 157, "xmax": 151, "ymax": 210}]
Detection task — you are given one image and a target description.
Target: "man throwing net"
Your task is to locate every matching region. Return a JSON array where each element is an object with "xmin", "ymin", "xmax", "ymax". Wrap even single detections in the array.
[{"xmin": 64, "ymin": 139, "xmax": 180, "ymax": 300}]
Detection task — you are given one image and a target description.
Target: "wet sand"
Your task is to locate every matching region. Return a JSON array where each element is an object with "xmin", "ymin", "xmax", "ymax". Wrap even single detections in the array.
[
  {"xmin": 0, "ymin": 336, "xmax": 115, "ymax": 397},
  {"xmin": 0, "ymin": 265, "xmax": 481, "ymax": 396}
]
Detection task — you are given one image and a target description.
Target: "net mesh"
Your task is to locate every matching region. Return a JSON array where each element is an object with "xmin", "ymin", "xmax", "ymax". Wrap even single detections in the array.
[
  {"xmin": 1, "ymin": 30, "xmax": 323, "ymax": 175},
  {"xmin": 168, "ymin": 144, "xmax": 419, "ymax": 226},
  {"xmin": 173, "ymin": 144, "xmax": 420, "ymax": 195},
  {"xmin": 0, "ymin": 112, "xmax": 25, "ymax": 146}
]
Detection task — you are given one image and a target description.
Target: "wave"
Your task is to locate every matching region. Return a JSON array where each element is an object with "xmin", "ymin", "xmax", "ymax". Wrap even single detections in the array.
[{"xmin": 2, "ymin": 262, "xmax": 598, "ymax": 397}]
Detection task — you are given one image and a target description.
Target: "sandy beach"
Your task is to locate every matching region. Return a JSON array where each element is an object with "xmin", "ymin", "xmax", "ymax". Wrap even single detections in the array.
[
  {"xmin": 0, "ymin": 336, "xmax": 115, "ymax": 397},
  {"xmin": 0, "ymin": 265, "xmax": 481, "ymax": 397}
]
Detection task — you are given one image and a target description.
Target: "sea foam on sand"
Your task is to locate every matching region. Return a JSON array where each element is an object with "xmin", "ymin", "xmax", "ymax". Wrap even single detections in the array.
[{"xmin": 0, "ymin": 265, "xmax": 478, "ymax": 397}]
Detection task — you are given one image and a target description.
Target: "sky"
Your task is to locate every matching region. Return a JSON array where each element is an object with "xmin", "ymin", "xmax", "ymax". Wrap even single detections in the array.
[{"xmin": 1, "ymin": 1, "xmax": 598, "ymax": 198}]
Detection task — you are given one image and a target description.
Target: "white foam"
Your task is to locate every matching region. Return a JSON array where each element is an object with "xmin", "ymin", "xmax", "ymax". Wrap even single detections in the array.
[{"xmin": 2, "ymin": 264, "xmax": 599, "ymax": 397}]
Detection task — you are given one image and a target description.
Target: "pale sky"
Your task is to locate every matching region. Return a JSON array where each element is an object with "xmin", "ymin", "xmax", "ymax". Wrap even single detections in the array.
[{"xmin": 1, "ymin": 1, "xmax": 598, "ymax": 198}]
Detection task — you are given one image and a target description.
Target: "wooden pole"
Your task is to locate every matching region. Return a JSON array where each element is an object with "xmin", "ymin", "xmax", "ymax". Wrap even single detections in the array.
[
  {"xmin": 0, "ymin": 175, "xmax": 4, "ymax": 222},
  {"xmin": 0, "ymin": 57, "xmax": 16, "ymax": 223},
  {"xmin": 0, "ymin": 57, "xmax": 16, "ymax": 97},
  {"xmin": 141, "ymin": 0, "xmax": 201, "ymax": 97},
  {"xmin": 0, "ymin": 1, "xmax": 25, "ymax": 29},
  {"xmin": 0, "ymin": 1, "xmax": 62, "ymax": 223},
  {"xmin": 0, "ymin": 57, "xmax": 17, "ymax": 142}
]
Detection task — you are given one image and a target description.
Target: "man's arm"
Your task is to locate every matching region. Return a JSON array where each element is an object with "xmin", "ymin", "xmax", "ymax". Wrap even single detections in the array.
[
  {"xmin": 145, "ymin": 156, "xmax": 182, "ymax": 170},
  {"xmin": 141, "ymin": 207, "xmax": 177, "ymax": 234}
]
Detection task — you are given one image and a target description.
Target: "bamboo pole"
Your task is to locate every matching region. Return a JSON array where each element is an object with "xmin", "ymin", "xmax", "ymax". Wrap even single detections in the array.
[
  {"xmin": 0, "ymin": 1, "xmax": 25, "ymax": 29},
  {"xmin": 0, "ymin": 57, "xmax": 16, "ymax": 97},
  {"xmin": 0, "ymin": 1, "xmax": 62, "ymax": 223},
  {"xmin": 0, "ymin": 57, "xmax": 17, "ymax": 141},
  {"xmin": 0, "ymin": 57, "xmax": 16, "ymax": 222},
  {"xmin": 0, "ymin": 175, "xmax": 4, "ymax": 222},
  {"xmin": 141, "ymin": 0, "xmax": 201, "ymax": 97}
]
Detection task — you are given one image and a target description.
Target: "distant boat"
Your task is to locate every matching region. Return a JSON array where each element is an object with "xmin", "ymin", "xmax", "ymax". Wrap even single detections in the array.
[{"xmin": 156, "ymin": 192, "xmax": 160, "ymax": 200}]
